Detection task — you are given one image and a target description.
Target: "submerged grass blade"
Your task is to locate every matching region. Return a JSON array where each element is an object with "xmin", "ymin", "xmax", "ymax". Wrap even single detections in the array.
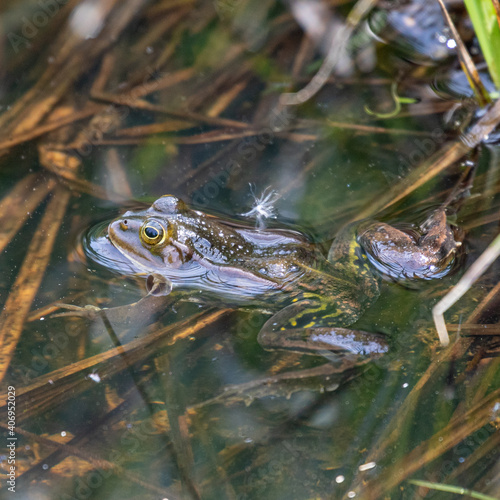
[
  {"xmin": 0, "ymin": 173, "xmax": 55, "ymax": 253},
  {"xmin": 464, "ymin": 0, "xmax": 500, "ymax": 89},
  {"xmin": 409, "ymin": 479, "xmax": 498, "ymax": 500},
  {"xmin": 0, "ymin": 0, "xmax": 150, "ymax": 137},
  {"xmin": 0, "ymin": 186, "xmax": 70, "ymax": 383},
  {"xmin": 433, "ymin": 232, "xmax": 500, "ymax": 346},
  {"xmin": 353, "ymin": 386, "xmax": 500, "ymax": 497},
  {"xmin": 355, "ymin": 97, "xmax": 500, "ymax": 220},
  {"xmin": 0, "ymin": 310, "xmax": 228, "ymax": 422},
  {"xmin": 0, "ymin": 421, "xmax": 178, "ymax": 498},
  {"xmin": 0, "ymin": 103, "xmax": 101, "ymax": 152}
]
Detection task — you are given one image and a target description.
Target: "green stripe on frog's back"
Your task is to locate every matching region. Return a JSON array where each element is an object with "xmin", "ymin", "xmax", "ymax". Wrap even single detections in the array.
[
  {"xmin": 275, "ymin": 250, "xmax": 379, "ymax": 332},
  {"xmin": 275, "ymin": 285, "xmax": 365, "ymax": 332},
  {"xmin": 327, "ymin": 222, "xmax": 378, "ymax": 297}
]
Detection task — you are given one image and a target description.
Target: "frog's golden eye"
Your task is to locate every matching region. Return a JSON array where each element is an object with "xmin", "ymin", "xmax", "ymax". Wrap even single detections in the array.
[{"xmin": 140, "ymin": 220, "xmax": 166, "ymax": 245}]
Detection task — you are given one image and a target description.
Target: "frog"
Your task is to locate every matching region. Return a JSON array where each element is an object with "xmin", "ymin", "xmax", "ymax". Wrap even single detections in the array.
[{"xmin": 84, "ymin": 195, "xmax": 462, "ymax": 357}]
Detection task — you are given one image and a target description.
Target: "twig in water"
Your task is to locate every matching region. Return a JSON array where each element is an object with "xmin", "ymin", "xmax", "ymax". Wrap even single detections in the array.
[{"xmin": 433, "ymin": 233, "xmax": 500, "ymax": 346}]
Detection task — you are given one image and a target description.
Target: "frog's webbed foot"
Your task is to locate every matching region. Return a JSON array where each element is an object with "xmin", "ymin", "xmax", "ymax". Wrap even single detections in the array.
[
  {"xmin": 359, "ymin": 208, "xmax": 464, "ymax": 281},
  {"xmin": 52, "ymin": 303, "xmax": 103, "ymax": 320},
  {"xmin": 190, "ymin": 360, "xmax": 365, "ymax": 408},
  {"xmin": 419, "ymin": 209, "xmax": 462, "ymax": 257},
  {"xmin": 258, "ymin": 323, "xmax": 388, "ymax": 358},
  {"xmin": 51, "ymin": 275, "xmax": 173, "ymax": 328},
  {"xmin": 146, "ymin": 273, "xmax": 173, "ymax": 296}
]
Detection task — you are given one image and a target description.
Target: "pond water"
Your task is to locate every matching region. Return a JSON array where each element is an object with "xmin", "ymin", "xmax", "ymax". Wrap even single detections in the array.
[{"xmin": 0, "ymin": 1, "xmax": 499, "ymax": 499}]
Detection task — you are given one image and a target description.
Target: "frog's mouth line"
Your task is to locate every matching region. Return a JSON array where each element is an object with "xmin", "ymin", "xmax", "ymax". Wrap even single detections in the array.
[{"xmin": 108, "ymin": 224, "xmax": 159, "ymax": 275}]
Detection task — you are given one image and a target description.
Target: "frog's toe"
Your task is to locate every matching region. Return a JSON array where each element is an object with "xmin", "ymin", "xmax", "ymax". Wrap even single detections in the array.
[
  {"xmin": 146, "ymin": 273, "xmax": 173, "ymax": 296},
  {"xmin": 51, "ymin": 303, "xmax": 103, "ymax": 320}
]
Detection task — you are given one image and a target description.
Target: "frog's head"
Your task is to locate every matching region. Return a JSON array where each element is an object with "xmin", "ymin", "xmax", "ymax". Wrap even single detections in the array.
[{"xmin": 108, "ymin": 195, "xmax": 191, "ymax": 273}]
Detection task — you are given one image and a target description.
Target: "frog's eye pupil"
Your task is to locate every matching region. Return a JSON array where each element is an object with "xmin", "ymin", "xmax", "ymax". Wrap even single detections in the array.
[
  {"xmin": 141, "ymin": 220, "xmax": 166, "ymax": 245},
  {"xmin": 145, "ymin": 226, "xmax": 159, "ymax": 239}
]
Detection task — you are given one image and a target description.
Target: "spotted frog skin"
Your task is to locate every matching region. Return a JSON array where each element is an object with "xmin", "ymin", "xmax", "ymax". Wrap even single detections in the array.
[{"xmin": 86, "ymin": 195, "xmax": 461, "ymax": 355}]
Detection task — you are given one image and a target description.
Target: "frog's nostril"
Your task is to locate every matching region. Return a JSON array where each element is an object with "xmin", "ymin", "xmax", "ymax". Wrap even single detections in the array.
[{"xmin": 120, "ymin": 220, "xmax": 128, "ymax": 231}]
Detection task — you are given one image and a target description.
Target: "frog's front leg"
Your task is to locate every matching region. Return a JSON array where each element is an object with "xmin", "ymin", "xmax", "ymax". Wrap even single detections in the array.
[
  {"xmin": 257, "ymin": 296, "xmax": 389, "ymax": 357},
  {"xmin": 53, "ymin": 274, "xmax": 173, "ymax": 329}
]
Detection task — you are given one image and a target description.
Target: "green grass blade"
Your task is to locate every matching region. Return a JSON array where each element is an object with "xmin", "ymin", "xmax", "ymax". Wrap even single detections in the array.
[
  {"xmin": 409, "ymin": 479, "xmax": 498, "ymax": 500},
  {"xmin": 464, "ymin": 0, "xmax": 500, "ymax": 88}
]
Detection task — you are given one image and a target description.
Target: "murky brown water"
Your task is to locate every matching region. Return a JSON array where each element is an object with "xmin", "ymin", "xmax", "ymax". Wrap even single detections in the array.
[{"xmin": 0, "ymin": 1, "xmax": 499, "ymax": 499}]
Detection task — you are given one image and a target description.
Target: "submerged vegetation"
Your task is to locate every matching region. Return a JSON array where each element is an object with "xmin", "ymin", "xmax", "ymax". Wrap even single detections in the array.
[{"xmin": 0, "ymin": 0, "xmax": 499, "ymax": 499}]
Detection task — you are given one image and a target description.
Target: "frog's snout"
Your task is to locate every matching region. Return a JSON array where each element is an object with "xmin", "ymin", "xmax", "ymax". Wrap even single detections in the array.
[
  {"xmin": 108, "ymin": 219, "xmax": 130, "ymax": 243},
  {"xmin": 109, "ymin": 220, "xmax": 121, "ymax": 236}
]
